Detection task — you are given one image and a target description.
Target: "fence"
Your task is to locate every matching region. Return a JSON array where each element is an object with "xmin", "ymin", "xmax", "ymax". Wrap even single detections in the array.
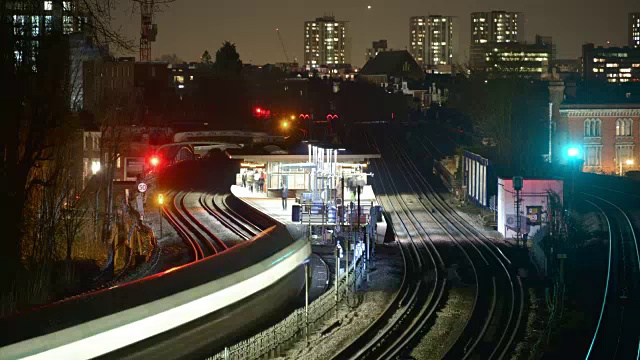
[{"xmin": 208, "ymin": 254, "xmax": 366, "ymax": 360}]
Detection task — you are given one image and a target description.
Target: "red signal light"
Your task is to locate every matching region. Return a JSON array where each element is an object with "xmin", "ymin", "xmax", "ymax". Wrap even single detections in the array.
[
  {"xmin": 255, "ymin": 107, "xmax": 262, "ymax": 114},
  {"xmin": 150, "ymin": 156, "xmax": 160, "ymax": 167}
]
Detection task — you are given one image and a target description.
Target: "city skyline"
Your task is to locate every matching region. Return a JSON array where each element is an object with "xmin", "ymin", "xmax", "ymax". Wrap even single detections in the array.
[{"xmin": 110, "ymin": 1, "xmax": 635, "ymax": 67}]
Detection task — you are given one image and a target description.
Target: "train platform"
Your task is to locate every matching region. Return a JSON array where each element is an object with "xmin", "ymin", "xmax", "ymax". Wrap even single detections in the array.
[
  {"xmin": 230, "ymin": 185, "xmax": 330, "ymax": 299},
  {"xmin": 230, "ymin": 185, "xmax": 304, "ymax": 236}
]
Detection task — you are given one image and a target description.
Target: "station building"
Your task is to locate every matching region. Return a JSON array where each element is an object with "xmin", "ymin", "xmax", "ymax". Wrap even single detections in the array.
[{"xmin": 226, "ymin": 143, "xmax": 380, "ymax": 199}]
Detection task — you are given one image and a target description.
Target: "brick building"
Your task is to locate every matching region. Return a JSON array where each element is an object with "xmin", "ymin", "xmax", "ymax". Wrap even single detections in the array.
[{"xmin": 562, "ymin": 104, "xmax": 640, "ymax": 174}]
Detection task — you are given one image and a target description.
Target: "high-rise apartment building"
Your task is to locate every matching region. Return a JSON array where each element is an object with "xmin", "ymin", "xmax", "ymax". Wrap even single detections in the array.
[
  {"xmin": 582, "ymin": 43, "xmax": 640, "ymax": 83},
  {"xmin": 631, "ymin": 13, "xmax": 640, "ymax": 48},
  {"xmin": 471, "ymin": 11, "xmax": 524, "ymax": 44},
  {"xmin": 426, "ymin": 15, "xmax": 457, "ymax": 68},
  {"xmin": 304, "ymin": 16, "xmax": 348, "ymax": 68},
  {"xmin": 7, "ymin": 0, "xmax": 89, "ymax": 66},
  {"xmin": 366, "ymin": 40, "xmax": 391, "ymax": 62},
  {"xmin": 410, "ymin": 15, "xmax": 457, "ymax": 69},
  {"xmin": 409, "ymin": 16, "xmax": 426, "ymax": 66}
]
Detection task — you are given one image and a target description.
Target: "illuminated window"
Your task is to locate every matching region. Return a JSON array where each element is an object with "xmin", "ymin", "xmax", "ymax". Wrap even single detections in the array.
[
  {"xmin": 63, "ymin": 1, "xmax": 71, "ymax": 11},
  {"xmin": 31, "ymin": 16, "xmax": 39, "ymax": 36},
  {"xmin": 584, "ymin": 118, "xmax": 601, "ymax": 137},
  {"xmin": 44, "ymin": 1, "xmax": 52, "ymax": 10},
  {"xmin": 63, "ymin": 16, "xmax": 73, "ymax": 34},
  {"xmin": 616, "ymin": 118, "xmax": 633, "ymax": 136},
  {"xmin": 584, "ymin": 146, "xmax": 602, "ymax": 166}
]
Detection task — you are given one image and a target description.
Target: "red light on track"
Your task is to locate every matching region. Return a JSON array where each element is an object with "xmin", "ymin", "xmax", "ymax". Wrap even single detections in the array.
[{"xmin": 150, "ymin": 156, "xmax": 160, "ymax": 167}]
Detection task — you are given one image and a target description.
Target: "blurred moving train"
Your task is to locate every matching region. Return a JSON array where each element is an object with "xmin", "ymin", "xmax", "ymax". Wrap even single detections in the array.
[{"xmin": 0, "ymin": 197, "xmax": 311, "ymax": 360}]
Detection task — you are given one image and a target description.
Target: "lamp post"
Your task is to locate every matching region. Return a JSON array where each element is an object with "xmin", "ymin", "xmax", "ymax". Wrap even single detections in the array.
[
  {"xmin": 157, "ymin": 193, "xmax": 164, "ymax": 239},
  {"xmin": 567, "ymin": 146, "xmax": 580, "ymax": 209},
  {"xmin": 622, "ymin": 158, "xmax": 634, "ymax": 176}
]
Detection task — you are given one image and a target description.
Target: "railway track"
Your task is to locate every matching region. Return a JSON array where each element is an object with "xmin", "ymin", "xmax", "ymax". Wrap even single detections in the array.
[
  {"xmin": 163, "ymin": 191, "xmax": 228, "ymax": 260},
  {"xmin": 333, "ymin": 133, "xmax": 449, "ymax": 359},
  {"xmin": 398, "ymin": 134, "xmax": 523, "ymax": 359},
  {"xmin": 199, "ymin": 192, "xmax": 261, "ymax": 240},
  {"xmin": 340, "ymin": 128, "xmax": 523, "ymax": 359},
  {"xmin": 582, "ymin": 193, "xmax": 640, "ymax": 360}
]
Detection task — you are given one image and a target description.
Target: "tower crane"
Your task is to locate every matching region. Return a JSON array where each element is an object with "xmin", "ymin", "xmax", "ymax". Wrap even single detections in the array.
[{"xmin": 276, "ymin": 28, "xmax": 290, "ymax": 63}]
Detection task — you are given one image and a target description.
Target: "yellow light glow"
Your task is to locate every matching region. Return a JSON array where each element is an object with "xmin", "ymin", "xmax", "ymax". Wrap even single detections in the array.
[
  {"xmin": 626, "ymin": 159, "xmax": 634, "ymax": 165},
  {"xmin": 282, "ymin": 121, "xmax": 289, "ymax": 128},
  {"xmin": 157, "ymin": 194, "xmax": 164, "ymax": 205},
  {"xmin": 290, "ymin": 115, "xmax": 295, "ymax": 120}
]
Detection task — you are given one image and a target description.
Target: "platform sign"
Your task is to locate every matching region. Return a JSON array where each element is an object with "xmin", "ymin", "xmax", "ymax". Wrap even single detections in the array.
[{"xmin": 137, "ymin": 182, "xmax": 148, "ymax": 193}]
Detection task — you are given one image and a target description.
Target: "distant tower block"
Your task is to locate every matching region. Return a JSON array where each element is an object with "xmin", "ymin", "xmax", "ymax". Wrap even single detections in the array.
[{"xmin": 139, "ymin": 0, "xmax": 157, "ymax": 62}]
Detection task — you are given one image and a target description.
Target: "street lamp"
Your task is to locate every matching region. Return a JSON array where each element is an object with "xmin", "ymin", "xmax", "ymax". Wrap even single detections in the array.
[
  {"xmin": 91, "ymin": 161, "xmax": 101, "ymax": 175},
  {"xmin": 622, "ymin": 158, "xmax": 634, "ymax": 176}
]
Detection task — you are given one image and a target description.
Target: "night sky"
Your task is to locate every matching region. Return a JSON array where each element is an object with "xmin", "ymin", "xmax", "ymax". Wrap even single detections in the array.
[{"xmin": 113, "ymin": 0, "xmax": 637, "ymax": 67}]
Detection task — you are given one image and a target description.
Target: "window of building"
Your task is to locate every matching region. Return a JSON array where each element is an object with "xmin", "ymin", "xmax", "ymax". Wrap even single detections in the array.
[
  {"xmin": 31, "ymin": 16, "xmax": 40, "ymax": 36},
  {"xmin": 63, "ymin": 1, "xmax": 71, "ymax": 11},
  {"xmin": 44, "ymin": 16, "xmax": 52, "ymax": 31},
  {"xmin": 174, "ymin": 75, "xmax": 184, "ymax": 84},
  {"xmin": 617, "ymin": 145, "xmax": 634, "ymax": 168},
  {"xmin": 63, "ymin": 16, "xmax": 73, "ymax": 34},
  {"xmin": 44, "ymin": 1, "xmax": 52, "ymax": 10},
  {"xmin": 83, "ymin": 158, "xmax": 89, "ymax": 179},
  {"xmin": 616, "ymin": 118, "xmax": 633, "ymax": 136},
  {"xmin": 13, "ymin": 15, "xmax": 25, "ymax": 36},
  {"xmin": 116, "ymin": 154, "xmax": 121, "ymax": 169},
  {"xmin": 584, "ymin": 146, "xmax": 602, "ymax": 167},
  {"xmin": 14, "ymin": 50, "xmax": 22, "ymax": 65},
  {"xmin": 584, "ymin": 118, "xmax": 601, "ymax": 137}
]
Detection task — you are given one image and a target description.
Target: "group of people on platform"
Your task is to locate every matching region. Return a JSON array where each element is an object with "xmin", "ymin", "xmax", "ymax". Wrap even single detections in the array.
[{"xmin": 241, "ymin": 169, "xmax": 266, "ymax": 193}]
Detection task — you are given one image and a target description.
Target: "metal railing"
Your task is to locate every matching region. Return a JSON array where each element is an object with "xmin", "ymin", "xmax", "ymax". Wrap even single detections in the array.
[{"xmin": 208, "ymin": 254, "xmax": 365, "ymax": 360}]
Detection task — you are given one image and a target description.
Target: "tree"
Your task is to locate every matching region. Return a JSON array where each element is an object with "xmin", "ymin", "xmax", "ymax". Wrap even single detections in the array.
[
  {"xmin": 214, "ymin": 41, "xmax": 242, "ymax": 75},
  {"xmin": 0, "ymin": 0, "xmax": 135, "ymax": 298},
  {"xmin": 200, "ymin": 50, "xmax": 212, "ymax": 64},
  {"xmin": 448, "ymin": 75, "xmax": 548, "ymax": 175}
]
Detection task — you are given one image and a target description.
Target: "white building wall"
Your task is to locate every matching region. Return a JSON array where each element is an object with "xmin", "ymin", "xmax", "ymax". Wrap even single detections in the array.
[{"xmin": 497, "ymin": 178, "xmax": 563, "ymax": 239}]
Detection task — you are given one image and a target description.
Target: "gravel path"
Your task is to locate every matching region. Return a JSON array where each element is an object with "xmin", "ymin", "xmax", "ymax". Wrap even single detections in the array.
[{"xmin": 274, "ymin": 243, "xmax": 403, "ymax": 360}]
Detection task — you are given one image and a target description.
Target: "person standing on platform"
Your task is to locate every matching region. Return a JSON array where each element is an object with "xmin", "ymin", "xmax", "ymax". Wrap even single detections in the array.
[
  {"xmin": 247, "ymin": 170, "xmax": 254, "ymax": 193},
  {"xmin": 241, "ymin": 171, "xmax": 247, "ymax": 188},
  {"xmin": 281, "ymin": 181, "xmax": 288, "ymax": 210},
  {"xmin": 254, "ymin": 170, "xmax": 261, "ymax": 193},
  {"xmin": 260, "ymin": 170, "xmax": 266, "ymax": 193}
]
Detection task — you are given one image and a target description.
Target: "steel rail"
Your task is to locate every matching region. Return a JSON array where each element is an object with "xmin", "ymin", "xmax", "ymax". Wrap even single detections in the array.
[
  {"xmin": 163, "ymin": 191, "xmax": 203, "ymax": 261},
  {"xmin": 583, "ymin": 192, "xmax": 640, "ymax": 360},
  {"xmin": 334, "ymin": 133, "xmax": 447, "ymax": 358},
  {"xmin": 177, "ymin": 191, "xmax": 228, "ymax": 254},
  {"xmin": 198, "ymin": 192, "xmax": 258, "ymax": 240},
  {"xmin": 404, "ymin": 133, "xmax": 523, "ymax": 359}
]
